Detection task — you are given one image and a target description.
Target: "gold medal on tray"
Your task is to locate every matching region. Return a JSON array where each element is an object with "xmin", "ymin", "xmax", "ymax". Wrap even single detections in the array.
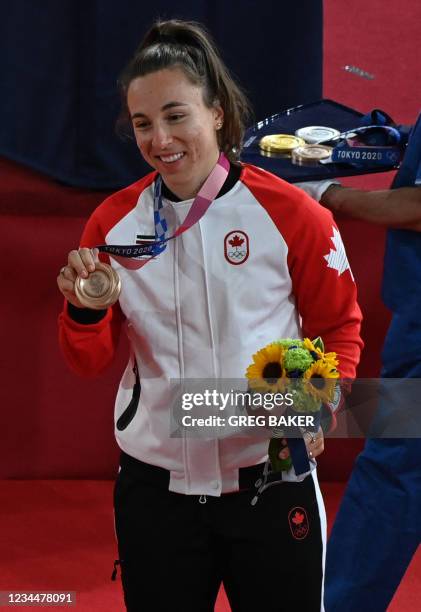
[
  {"xmin": 259, "ymin": 134, "xmax": 305, "ymax": 157},
  {"xmin": 75, "ymin": 262, "xmax": 121, "ymax": 310}
]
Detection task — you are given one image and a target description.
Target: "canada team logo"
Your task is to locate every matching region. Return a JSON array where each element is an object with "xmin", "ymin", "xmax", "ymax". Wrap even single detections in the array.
[
  {"xmin": 224, "ymin": 230, "xmax": 249, "ymax": 265},
  {"xmin": 288, "ymin": 506, "xmax": 310, "ymax": 540}
]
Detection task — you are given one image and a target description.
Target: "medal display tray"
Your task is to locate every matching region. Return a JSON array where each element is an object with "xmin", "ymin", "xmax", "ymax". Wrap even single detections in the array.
[{"xmin": 241, "ymin": 99, "xmax": 398, "ymax": 183}]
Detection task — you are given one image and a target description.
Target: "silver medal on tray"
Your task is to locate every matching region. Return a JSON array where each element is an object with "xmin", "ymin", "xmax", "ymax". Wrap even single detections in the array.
[{"xmin": 295, "ymin": 125, "xmax": 340, "ymax": 144}]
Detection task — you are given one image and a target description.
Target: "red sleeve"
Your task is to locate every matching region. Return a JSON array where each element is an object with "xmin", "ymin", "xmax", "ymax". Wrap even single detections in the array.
[
  {"xmin": 58, "ymin": 173, "xmax": 155, "ymax": 377},
  {"xmin": 243, "ymin": 165, "xmax": 363, "ymax": 379},
  {"xmin": 58, "ymin": 302, "xmax": 124, "ymax": 377}
]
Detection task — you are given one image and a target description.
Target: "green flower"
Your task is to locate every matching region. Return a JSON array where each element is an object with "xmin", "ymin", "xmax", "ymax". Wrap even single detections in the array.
[
  {"xmin": 274, "ymin": 338, "xmax": 304, "ymax": 350},
  {"xmin": 289, "ymin": 382, "xmax": 322, "ymax": 412},
  {"xmin": 283, "ymin": 347, "xmax": 314, "ymax": 374}
]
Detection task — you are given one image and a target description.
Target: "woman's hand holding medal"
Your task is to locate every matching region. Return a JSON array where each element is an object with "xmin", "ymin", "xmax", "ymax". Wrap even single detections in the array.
[{"xmin": 57, "ymin": 247, "xmax": 121, "ymax": 310}]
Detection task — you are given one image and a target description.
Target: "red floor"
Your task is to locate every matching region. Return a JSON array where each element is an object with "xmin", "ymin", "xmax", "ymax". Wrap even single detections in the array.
[{"xmin": 1, "ymin": 480, "xmax": 419, "ymax": 611}]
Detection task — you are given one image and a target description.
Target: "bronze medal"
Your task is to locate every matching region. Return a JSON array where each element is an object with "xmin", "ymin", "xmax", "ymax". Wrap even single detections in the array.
[
  {"xmin": 75, "ymin": 262, "xmax": 121, "ymax": 310},
  {"xmin": 291, "ymin": 144, "xmax": 333, "ymax": 166}
]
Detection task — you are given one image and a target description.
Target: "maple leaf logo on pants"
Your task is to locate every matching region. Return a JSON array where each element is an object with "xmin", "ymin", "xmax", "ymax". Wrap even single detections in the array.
[
  {"xmin": 292, "ymin": 511, "xmax": 305, "ymax": 525},
  {"xmin": 288, "ymin": 506, "xmax": 310, "ymax": 540}
]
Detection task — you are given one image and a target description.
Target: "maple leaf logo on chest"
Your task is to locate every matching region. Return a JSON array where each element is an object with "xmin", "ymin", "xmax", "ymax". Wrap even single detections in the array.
[
  {"xmin": 324, "ymin": 227, "xmax": 354, "ymax": 279},
  {"xmin": 229, "ymin": 234, "xmax": 245, "ymax": 249}
]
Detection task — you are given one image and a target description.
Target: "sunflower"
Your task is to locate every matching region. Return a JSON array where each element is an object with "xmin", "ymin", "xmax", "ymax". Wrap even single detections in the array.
[
  {"xmin": 246, "ymin": 343, "xmax": 288, "ymax": 392},
  {"xmin": 324, "ymin": 353, "xmax": 339, "ymax": 369},
  {"xmin": 303, "ymin": 337, "xmax": 323, "ymax": 359},
  {"xmin": 303, "ymin": 359, "xmax": 339, "ymax": 403},
  {"xmin": 303, "ymin": 337, "xmax": 339, "ymax": 368}
]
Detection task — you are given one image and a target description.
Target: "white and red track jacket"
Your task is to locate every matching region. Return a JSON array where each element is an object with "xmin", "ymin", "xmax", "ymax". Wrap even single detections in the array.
[{"xmin": 59, "ymin": 164, "xmax": 363, "ymax": 495}]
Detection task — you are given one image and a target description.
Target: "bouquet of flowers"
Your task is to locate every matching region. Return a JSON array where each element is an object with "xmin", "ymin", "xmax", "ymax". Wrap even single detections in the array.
[{"xmin": 246, "ymin": 337, "xmax": 339, "ymax": 472}]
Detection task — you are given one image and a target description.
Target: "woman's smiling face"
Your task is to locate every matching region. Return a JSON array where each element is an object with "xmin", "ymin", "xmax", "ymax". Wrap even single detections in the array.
[{"xmin": 127, "ymin": 67, "xmax": 224, "ymax": 200}]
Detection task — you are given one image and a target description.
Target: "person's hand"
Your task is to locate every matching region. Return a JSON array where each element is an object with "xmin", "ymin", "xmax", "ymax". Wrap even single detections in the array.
[
  {"xmin": 278, "ymin": 427, "xmax": 324, "ymax": 461},
  {"xmin": 57, "ymin": 247, "xmax": 99, "ymax": 308}
]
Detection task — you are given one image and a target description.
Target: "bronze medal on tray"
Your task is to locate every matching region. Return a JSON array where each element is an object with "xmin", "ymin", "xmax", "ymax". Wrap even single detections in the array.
[
  {"xmin": 291, "ymin": 144, "xmax": 333, "ymax": 166},
  {"xmin": 75, "ymin": 262, "xmax": 121, "ymax": 309}
]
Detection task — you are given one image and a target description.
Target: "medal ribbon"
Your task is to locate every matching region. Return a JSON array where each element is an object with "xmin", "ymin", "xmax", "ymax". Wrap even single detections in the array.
[
  {"xmin": 286, "ymin": 405, "xmax": 322, "ymax": 476},
  {"xmin": 96, "ymin": 152, "xmax": 230, "ymax": 270},
  {"xmin": 331, "ymin": 144, "xmax": 402, "ymax": 167},
  {"xmin": 330, "ymin": 125, "xmax": 404, "ymax": 168}
]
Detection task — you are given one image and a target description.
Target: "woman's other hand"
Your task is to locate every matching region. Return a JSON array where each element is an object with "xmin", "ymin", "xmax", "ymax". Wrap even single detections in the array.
[{"xmin": 278, "ymin": 427, "xmax": 325, "ymax": 461}]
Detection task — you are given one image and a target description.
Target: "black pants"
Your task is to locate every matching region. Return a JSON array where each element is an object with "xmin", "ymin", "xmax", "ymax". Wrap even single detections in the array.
[{"xmin": 114, "ymin": 453, "xmax": 325, "ymax": 612}]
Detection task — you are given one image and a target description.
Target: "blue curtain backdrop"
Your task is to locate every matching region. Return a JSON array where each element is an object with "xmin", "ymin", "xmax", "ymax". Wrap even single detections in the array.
[{"xmin": 0, "ymin": 0, "xmax": 322, "ymax": 189}]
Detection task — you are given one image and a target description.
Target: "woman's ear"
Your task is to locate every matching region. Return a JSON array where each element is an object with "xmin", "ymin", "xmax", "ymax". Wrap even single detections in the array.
[{"xmin": 213, "ymin": 101, "xmax": 224, "ymax": 129}]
